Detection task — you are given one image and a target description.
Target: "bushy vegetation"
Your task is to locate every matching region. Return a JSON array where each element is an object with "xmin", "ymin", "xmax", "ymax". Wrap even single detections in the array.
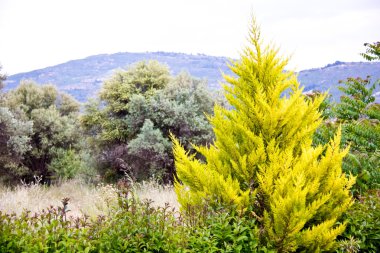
[
  {"xmin": 0, "ymin": 106, "xmax": 33, "ymax": 181},
  {"xmin": 82, "ymin": 61, "xmax": 217, "ymax": 183},
  {"xmin": 0, "ymin": 81, "xmax": 83, "ymax": 184},
  {"xmin": 314, "ymin": 76, "xmax": 380, "ymax": 194},
  {"xmin": 0, "ymin": 190, "xmax": 182, "ymax": 252},
  {"xmin": 173, "ymin": 20, "xmax": 355, "ymax": 252},
  {"xmin": 0, "ymin": 65, "xmax": 6, "ymax": 91},
  {"xmin": 340, "ymin": 190, "xmax": 380, "ymax": 252},
  {"xmin": 0, "ymin": 184, "xmax": 273, "ymax": 252},
  {"xmin": 312, "ymin": 41, "xmax": 380, "ymax": 251},
  {"xmin": 0, "ymin": 21, "xmax": 379, "ymax": 252},
  {"xmin": 361, "ymin": 41, "xmax": 380, "ymax": 62}
]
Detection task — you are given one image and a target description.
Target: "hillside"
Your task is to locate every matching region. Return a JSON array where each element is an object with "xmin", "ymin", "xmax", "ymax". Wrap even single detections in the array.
[
  {"xmin": 4, "ymin": 52, "xmax": 231, "ymax": 102},
  {"xmin": 4, "ymin": 52, "xmax": 380, "ymax": 102},
  {"xmin": 298, "ymin": 61, "xmax": 380, "ymax": 101}
]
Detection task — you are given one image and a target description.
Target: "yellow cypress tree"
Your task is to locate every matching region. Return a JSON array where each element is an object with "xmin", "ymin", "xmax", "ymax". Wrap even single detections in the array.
[{"xmin": 172, "ymin": 19, "xmax": 355, "ymax": 252}]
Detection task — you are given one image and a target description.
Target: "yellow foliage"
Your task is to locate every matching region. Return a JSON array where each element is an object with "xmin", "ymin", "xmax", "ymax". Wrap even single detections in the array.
[{"xmin": 172, "ymin": 18, "xmax": 354, "ymax": 251}]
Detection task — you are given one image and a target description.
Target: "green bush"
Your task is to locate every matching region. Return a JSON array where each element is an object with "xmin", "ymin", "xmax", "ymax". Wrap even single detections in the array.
[
  {"xmin": 0, "ymin": 193, "xmax": 185, "ymax": 252},
  {"xmin": 0, "ymin": 185, "xmax": 278, "ymax": 252},
  {"xmin": 339, "ymin": 191, "xmax": 380, "ymax": 252},
  {"xmin": 48, "ymin": 148, "xmax": 99, "ymax": 183},
  {"xmin": 1, "ymin": 81, "xmax": 82, "ymax": 184},
  {"xmin": 0, "ymin": 198, "xmax": 92, "ymax": 252},
  {"xmin": 82, "ymin": 63, "xmax": 216, "ymax": 183},
  {"xmin": 186, "ymin": 208, "xmax": 274, "ymax": 252},
  {"xmin": 48, "ymin": 148, "xmax": 82, "ymax": 181},
  {"xmin": 313, "ymin": 77, "xmax": 380, "ymax": 194},
  {"xmin": 0, "ymin": 107, "xmax": 33, "ymax": 183}
]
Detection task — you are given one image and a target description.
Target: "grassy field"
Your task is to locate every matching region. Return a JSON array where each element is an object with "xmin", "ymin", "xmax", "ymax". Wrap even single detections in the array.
[{"xmin": 0, "ymin": 179, "xmax": 179, "ymax": 217}]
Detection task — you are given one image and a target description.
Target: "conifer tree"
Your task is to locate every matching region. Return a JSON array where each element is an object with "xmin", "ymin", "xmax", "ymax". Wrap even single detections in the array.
[{"xmin": 172, "ymin": 19, "xmax": 355, "ymax": 252}]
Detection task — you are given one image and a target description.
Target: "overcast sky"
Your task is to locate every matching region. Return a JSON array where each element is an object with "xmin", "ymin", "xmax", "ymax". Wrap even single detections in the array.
[{"xmin": 0, "ymin": 0, "xmax": 379, "ymax": 75}]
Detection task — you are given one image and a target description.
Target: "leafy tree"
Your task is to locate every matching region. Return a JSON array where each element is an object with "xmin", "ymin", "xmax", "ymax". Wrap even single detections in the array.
[
  {"xmin": 315, "ymin": 77, "xmax": 380, "ymax": 193},
  {"xmin": 338, "ymin": 80, "xmax": 379, "ymax": 192},
  {"xmin": 82, "ymin": 63, "xmax": 215, "ymax": 182},
  {"xmin": 100, "ymin": 60, "xmax": 171, "ymax": 116},
  {"xmin": 0, "ymin": 65, "xmax": 34, "ymax": 183},
  {"xmin": 360, "ymin": 42, "xmax": 380, "ymax": 61},
  {"xmin": 314, "ymin": 41, "xmax": 380, "ymax": 193},
  {"xmin": 3, "ymin": 80, "xmax": 81, "ymax": 182},
  {"xmin": 129, "ymin": 72, "xmax": 214, "ymax": 181},
  {"xmin": 147, "ymin": 72, "xmax": 214, "ymax": 149},
  {"xmin": 172, "ymin": 20, "xmax": 355, "ymax": 251},
  {"xmin": 4, "ymin": 81, "xmax": 80, "ymax": 117},
  {"xmin": 311, "ymin": 42, "xmax": 380, "ymax": 251},
  {"xmin": 0, "ymin": 64, "xmax": 6, "ymax": 90},
  {"xmin": 0, "ymin": 107, "xmax": 33, "ymax": 182},
  {"xmin": 0, "ymin": 65, "xmax": 7, "ymax": 104},
  {"xmin": 82, "ymin": 61, "xmax": 171, "ymax": 145},
  {"xmin": 126, "ymin": 119, "xmax": 171, "ymax": 180}
]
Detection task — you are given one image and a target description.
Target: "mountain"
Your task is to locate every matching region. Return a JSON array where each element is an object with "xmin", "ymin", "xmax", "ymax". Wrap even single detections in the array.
[
  {"xmin": 4, "ymin": 52, "xmax": 380, "ymax": 102},
  {"xmin": 4, "ymin": 52, "xmax": 231, "ymax": 102},
  {"xmin": 297, "ymin": 61, "xmax": 380, "ymax": 102}
]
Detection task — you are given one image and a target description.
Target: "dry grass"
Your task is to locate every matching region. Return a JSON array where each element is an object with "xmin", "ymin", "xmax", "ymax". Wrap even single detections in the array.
[
  {"xmin": 0, "ymin": 179, "xmax": 179, "ymax": 217},
  {"xmin": 134, "ymin": 180, "xmax": 179, "ymax": 210}
]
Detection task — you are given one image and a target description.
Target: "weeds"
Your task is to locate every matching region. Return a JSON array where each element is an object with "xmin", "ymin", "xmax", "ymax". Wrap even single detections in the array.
[
  {"xmin": 0, "ymin": 181, "xmax": 182, "ymax": 252},
  {"xmin": 0, "ymin": 180, "xmax": 273, "ymax": 252},
  {"xmin": 0, "ymin": 179, "xmax": 178, "ymax": 217}
]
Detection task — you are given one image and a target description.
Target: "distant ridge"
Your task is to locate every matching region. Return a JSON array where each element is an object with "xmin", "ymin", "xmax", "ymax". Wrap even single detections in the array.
[
  {"xmin": 4, "ymin": 52, "xmax": 380, "ymax": 102},
  {"xmin": 4, "ymin": 52, "xmax": 232, "ymax": 101},
  {"xmin": 298, "ymin": 61, "xmax": 380, "ymax": 101}
]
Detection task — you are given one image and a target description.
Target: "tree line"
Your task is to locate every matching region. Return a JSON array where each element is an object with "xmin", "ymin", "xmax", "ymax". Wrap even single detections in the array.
[
  {"xmin": 0, "ymin": 60, "xmax": 223, "ymax": 184},
  {"xmin": 1, "ymin": 42, "xmax": 378, "ymax": 190}
]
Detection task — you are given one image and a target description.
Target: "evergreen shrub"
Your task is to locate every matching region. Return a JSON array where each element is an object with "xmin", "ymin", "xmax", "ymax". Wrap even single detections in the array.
[{"xmin": 172, "ymin": 19, "xmax": 355, "ymax": 252}]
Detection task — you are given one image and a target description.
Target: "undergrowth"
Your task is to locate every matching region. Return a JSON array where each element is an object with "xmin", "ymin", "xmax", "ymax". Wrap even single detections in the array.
[
  {"xmin": 1, "ymin": 180, "xmax": 378, "ymax": 252},
  {"xmin": 0, "ymin": 178, "xmax": 178, "ymax": 217},
  {"xmin": 0, "ymin": 182, "xmax": 273, "ymax": 252}
]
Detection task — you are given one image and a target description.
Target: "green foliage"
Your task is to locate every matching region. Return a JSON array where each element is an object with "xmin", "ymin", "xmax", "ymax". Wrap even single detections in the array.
[
  {"xmin": 172, "ymin": 19, "xmax": 355, "ymax": 252},
  {"xmin": 74, "ymin": 150, "xmax": 100, "ymax": 184},
  {"xmin": 82, "ymin": 63, "xmax": 215, "ymax": 182},
  {"xmin": 0, "ymin": 107, "xmax": 33, "ymax": 182},
  {"xmin": 1, "ymin": 81, "xmax": 82, "ymax": 183},
  {"xmin": 313, "ymin": 47, "xmax": 380, "ymax": 250},
  {"xmin": 127, "ymin": 119, "xmax": 171, "ymax": 181},
  {"xmin": 343, "ymin": 152, "xmax": 380, "ymax": 192},
  {"xmin": 360, "ymin": 42, "xmax": 380, "ymax": 62},
  {"xmin": 336, "ymin": 77, "xmax": 378, "ymax": 122},
  {"xmin": 149, "ymin": 72, "xmax": 214, "ymax": 148},
  {"xmin": 339, "ymin": 191, "xmax": 380, "ymax": 252},
  {"xmin": 315, "ymin": 77, "xmax": 380, "ymax": 193},
  {"xmin": 0, "ymin": 184, "xmax": 276, "ymax": 252},
  {"xmin": 91, "ymin": 202, "xmax": 186, "ymax": 252},
  {"xmin": 338, "ymin": 78, "xmax": 380, "ymax": 192},
  {"xmin": 57, "ymin": 93, "xmax": 81, "ymax": 116},
  {"xmin": 48, "ymin": 148, "xmax": 82, "ymax": 180},
  {"xmin": 5, "ymin": 82, "xmax": 62, "ymax": 116},
  {"xmin": 0, "ymin": 64, "xmax": 6, "ymax": 90},
  {"xmin": 0, "ymin": 193, "xmax": 184, "ymax": 252},
  {"xmin": 99, "ymin": 60, "xmax": 171, "ymax": 115},
  {"xmin": 186, "ymin": 208, "xmax": 274, "ymax": 252}
]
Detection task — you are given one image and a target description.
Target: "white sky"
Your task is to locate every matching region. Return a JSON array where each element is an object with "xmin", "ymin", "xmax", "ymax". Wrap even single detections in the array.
[{"xmin": 0, "ymin": 0, "xmax": 379, "ymax": 75}]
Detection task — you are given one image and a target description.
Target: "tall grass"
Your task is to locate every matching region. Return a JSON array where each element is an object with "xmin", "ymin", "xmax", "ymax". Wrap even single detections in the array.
[{"xmin": 0, "ymin": 179, "xmax": 178, "ymax": 217}]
